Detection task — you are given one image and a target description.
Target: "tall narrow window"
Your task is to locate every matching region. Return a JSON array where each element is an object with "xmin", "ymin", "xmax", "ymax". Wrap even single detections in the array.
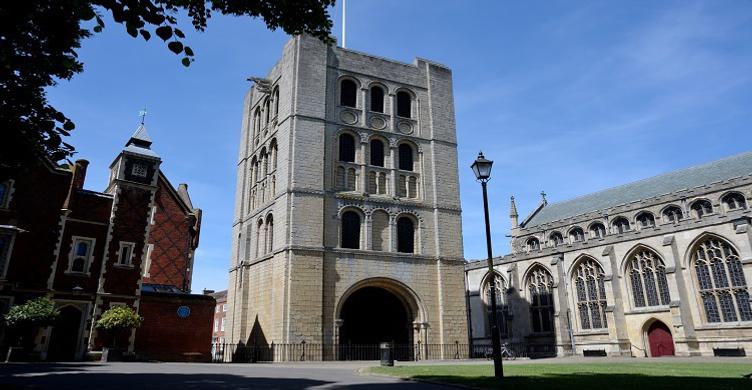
[
  {"xmin": 613, "ymin": 217, "xmax": 631, "ymax": 234},
  {"xmin": 398, "ymin": 144, "xmax": 413, "ymax": 171},
  {"xmin": 663, "ymin": 206, "xmax": 683, "ymax": 223},
  {"xmin": 264, "ymin": 97, "xmax": 270, "ymax": 125},
  {"xmin": 339, "ymin": 134, "xmax": 355, "ymax": 162},
  {"xmin": 255, "ymin": 219, "xmax": 264, "ymax": 257},
  {"xmin": 265, "ymin": 215, "xmax": 274, "ymax": 254},
  {"xmin": 396, "ymin": 91, "xmax": 411, "ymax": 118},
  {"xmin": 341, "ymin": 211, "xmax": 361, "ymax": 249},
  {"xmin": 273, "ymin": 87, "xmax": 279, "ymax": 118},
  {"xmin": 691, "ymin": 199, "xmax": 713, "ymax": 218},
  {"xmin": 340, "ymin": 79, "xmax": 357, "ymax": 107},
  {"xmin": 722, "ymin": 193, "xmax": 747, "ymax": 211},
  {"xmin": 636, "ymin": 212, "xmax": 656, "ymax": 229},
  {"xmin": 371, "ymin": 210, "xmax": 390, "ymax": 251},
  {"xmin": 370, "ymin": 139, "xmax": 385, "ymax": 167},
  {"xmin": 397, "ymin": 216, "xmax": 415, "ymax": 253},
  {"xmin": 627, "ymin": 249, "xmax": 670, "ymax": 308},
  {"xmin": 370, "ymin": 86, "xmax": 384, "ymax": 113},
  {"xmin": 70, "ymin": 237, "xmax": 94, "ymax": 273},
  {"xmin": 483, "ymin": 275, "xmax": 509, "ymax": 338},
  {"xmin": 573, "ymin": 258, "xmax": 608, "ymax": 330},
  {"xmin": 528, "ymin": 266, "xmax": 555, "ymax": 333},
  {"xmin": 693, "ymin": 236, "xmax": 751, "ymax": 322},
  {"xmin": 117, "ymin": 242, "xmax": 135, "ymax": 266},
  {"xmin": 590, "ymin": 223, "xmax": 606, "ymax": 239}
]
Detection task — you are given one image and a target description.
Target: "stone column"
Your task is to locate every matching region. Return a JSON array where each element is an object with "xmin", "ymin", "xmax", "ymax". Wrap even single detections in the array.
[
  {"xmin": 360, "ymin": 87, "xmax": 368, "ymax": 127},
  {"xmin": 663, "ymin": 235, "xmax": 699, "ymax": 355},
  {"xmin": 602, "ymin": 245, "xmax": 631, "ymax": 356},
  {"xmin": 359, "ymin": 138, "xmax": 368, "ymax": 193},
  {"xmin": 553, "ymin": 254, "xmax": 573, "ymax": 356},
  {"xmin": 389, "ymin": 142, "xmax": 398, "ymax": 196}
]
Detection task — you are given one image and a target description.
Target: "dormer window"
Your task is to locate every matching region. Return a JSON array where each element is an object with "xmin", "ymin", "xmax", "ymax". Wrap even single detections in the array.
[{"xmin": 132, "ymin": 163, "xmax": 148, "ymax": 178}]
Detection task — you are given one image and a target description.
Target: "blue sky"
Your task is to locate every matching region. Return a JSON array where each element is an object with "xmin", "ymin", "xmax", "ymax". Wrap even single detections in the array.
[{"xmin": 47, "ymin": 0, "xmax": 752, "ymax": 292}]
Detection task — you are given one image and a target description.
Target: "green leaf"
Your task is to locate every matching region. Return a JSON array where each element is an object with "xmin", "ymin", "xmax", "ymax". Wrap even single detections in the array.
[
  {"xmin": 168, "ymin": 41, "xmax": 183, "ymax": 54},
  {"xmin": 155, "ymin": 25, "xmax": 172, "ymax": 41},
  {"xmin": 174, "ymin": 28, "xmax": 185, "ymax": 38},
  {"xmin": 139, "ymin": 30, "xmax": 151, "ymax": 41},
  {"xmin": 181, "ymin": 57, "xmax": 191, "ymax": 67},
  {"xmin": 183, "ymin": 46, "xmax": 194, "ymax": 56}
]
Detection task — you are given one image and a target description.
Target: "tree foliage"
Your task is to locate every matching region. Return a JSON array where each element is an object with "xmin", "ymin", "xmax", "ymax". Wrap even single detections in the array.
[
  {"xmin": 95, "ymin": 306, "xmax": 142, "ymax": 331},
  {"xmin": 0, "ymin": 0, "xmax": 335, "ymax": 178},
  {"xmin": 4, "ymin": 297, "xmax": 60, "ymax": 328}
]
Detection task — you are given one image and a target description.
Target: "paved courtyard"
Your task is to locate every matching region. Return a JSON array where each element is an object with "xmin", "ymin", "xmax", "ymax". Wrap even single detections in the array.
[{"xmin": 0, "ymin": 361, "xmax": 451, "ymax": 389}]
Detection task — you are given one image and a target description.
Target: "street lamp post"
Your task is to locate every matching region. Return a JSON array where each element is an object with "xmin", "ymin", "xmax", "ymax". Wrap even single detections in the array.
[{"xmin": 471, "ymin": 151, "xmax": 503, "ymax": 379}]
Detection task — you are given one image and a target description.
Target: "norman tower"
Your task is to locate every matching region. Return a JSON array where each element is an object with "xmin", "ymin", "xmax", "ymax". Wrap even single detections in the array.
[{"xmin": 226, "ymin": 36, "xmax": 467, "ymax": 358}]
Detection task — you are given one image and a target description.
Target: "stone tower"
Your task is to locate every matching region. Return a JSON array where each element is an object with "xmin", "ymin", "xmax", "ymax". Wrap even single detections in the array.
[{"xmin": 226, "ymin": 36, "xmax": 467, "ymax": 359}]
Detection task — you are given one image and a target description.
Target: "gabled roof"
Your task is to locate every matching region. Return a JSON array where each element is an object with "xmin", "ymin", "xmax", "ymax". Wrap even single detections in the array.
[
  {"xmin": 522, "ymin": 151, "xmax": 752, "ymax": 228},
  {"xmin": 124, "ymin": 124, "xmax": 159, "ymax": 158}
]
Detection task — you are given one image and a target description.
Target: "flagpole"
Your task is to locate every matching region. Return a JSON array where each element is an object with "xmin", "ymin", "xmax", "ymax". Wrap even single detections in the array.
[{"xmin": 342, "ymin": 0, "xmax": 347, "ymax": 48}]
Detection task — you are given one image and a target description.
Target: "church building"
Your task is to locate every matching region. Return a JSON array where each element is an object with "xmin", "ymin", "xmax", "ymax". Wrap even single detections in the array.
[
  {"xmin": 226, "ymin": 35, "xmax": 467, "ymax": 359},
  {"xmin": 466, "ymin": 152, "xmax": 752, "ymax": 358}
]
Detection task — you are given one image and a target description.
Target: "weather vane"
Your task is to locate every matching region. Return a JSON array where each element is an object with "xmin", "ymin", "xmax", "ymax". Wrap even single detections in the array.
[{"xmin": 138, "ymin": 106, "xmax": 148, "ymax": 125}]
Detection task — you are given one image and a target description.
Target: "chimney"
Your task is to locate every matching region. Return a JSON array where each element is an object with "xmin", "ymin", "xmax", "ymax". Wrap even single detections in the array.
[{"xmin": 71, "ymin": 159, "xmax": 89, "ymax": 190}]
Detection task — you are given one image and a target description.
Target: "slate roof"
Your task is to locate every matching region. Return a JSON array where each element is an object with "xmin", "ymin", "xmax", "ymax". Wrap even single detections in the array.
[
  {"xmin": 522, "ymin": 151, "xmax": 752, "ymax": 228},
  {"xmin": 124, "ymin": 124, "xmax": 160, "ymax": 158}
]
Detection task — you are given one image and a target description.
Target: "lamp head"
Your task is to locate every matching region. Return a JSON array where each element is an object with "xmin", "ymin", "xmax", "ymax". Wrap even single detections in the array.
[{"xmin": 471, "ymin": 152, "xmax": 493, "ymax": 182}]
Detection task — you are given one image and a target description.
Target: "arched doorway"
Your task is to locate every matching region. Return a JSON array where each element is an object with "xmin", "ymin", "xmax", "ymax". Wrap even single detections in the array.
[
  {"xmin": 646, "ymin": 320, "xmax": 675, "ymax": 357},
  {"xmin": 338, "ymin": 286, "xmax": 413, "ymax": 360},
  {"xmin": 47, "ymin": 306, "xmax": 83, "ymax": 361}
]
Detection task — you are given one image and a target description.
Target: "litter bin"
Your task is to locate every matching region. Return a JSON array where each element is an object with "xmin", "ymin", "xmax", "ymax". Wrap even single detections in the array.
[{"xmin": 380, "ymin": 342, "xmax": 393, "ymax": 366}]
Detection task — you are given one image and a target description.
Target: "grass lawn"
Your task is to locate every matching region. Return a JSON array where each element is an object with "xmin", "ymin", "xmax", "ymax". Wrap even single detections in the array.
[{"xmin": 369, "ymin": 362, "xmax": 752, "ymax": 390}]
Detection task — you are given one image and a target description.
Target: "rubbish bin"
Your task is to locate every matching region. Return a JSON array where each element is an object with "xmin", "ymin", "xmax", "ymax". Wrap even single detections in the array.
[{"xmin": 380, "ymin": 342, "xmax": 394, "ymax": 366}]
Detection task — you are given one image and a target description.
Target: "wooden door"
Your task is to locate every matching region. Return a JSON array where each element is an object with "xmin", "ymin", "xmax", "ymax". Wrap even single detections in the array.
[{"xmin": 647, "ymin": 321, "xmax": 674, "ymax": 357}]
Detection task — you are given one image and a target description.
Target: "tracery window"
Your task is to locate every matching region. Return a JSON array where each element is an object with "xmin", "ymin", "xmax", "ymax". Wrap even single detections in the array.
[
  {"xmin": 613, "ymin": 217, "xmax": 631, "ymax": 234},
  {"xmin": 370, "ymin": 86, "xmax": 384, "ymax": 113},
  {"xmin": 573, "ymin": 258, "xmax": 608, "ymax": 330},
  {"xmin": 398, "ymin": 144, "xmax": 414, "ymax": 171},
  {"xmin": 340, "ymin": 79, "xmax": 357, "ymax": 107},
  {"xmin": 483, "ymin": 274, "xmax": 509, "ymax": 338},
  {"xmin": 397, "ymin": 216, "xmax": 415, "ymax": 253},
  {"xmin": 627, "ymin": 249, "xmax": 670, "ymax": 308},
  {"xmin": 590, "ymin": 222, "xmax": 606, "ymax": 239},
  {"xmin": 549, "ymin": 232, "xmax": 564, "ymax": 247},
  {"xmin": 722, "ymin": 193, "xmax": 747, "ymax": 211},
  {"xmin": 527, "ymin": 266, "xmax": 555, "ymax": 333},
  {"xmin": 396, "ymin": 91, "xmax": 411, "ymax": 118},
  {"xmin": 339, "ymin": 133, "xmax": 356, "ymax": 162},
  {"xmin": 527, "ymin": 237, "xmax": 540, "ymax": 251},
  {"xmin": 693, "ymin": 237, "xmax": 752, "ymax": 323},
  {"xmin": 636, "ymin": 212, "xmax": 656, "ymax": 229},
  {"xmin": 570, "ymin": 227, "xmax": 585, "ymax": 243},
  {"xmin": 691, "ymin": 199, "xmax": 713, "ymax": 218},
  {"xmin": 370, "ymin": 139, "xmax": 385, "ymax": 167},
  {"xmin": 663, "ymin": 205, "xmax": 683, "ymax": 223},
  {"xmin": 341, "ymin": 211, "xmax": 361, "ymax": 249}
]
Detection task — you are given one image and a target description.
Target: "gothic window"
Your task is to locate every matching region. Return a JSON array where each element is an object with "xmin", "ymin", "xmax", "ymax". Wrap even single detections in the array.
[
  {"xmin": 270, "ymin": 141, "xmax": 278, "ymax": 171},
  {"xmin": 590, "ymin": 222, "xmax": 606, "ymax": 239},
  {"xmin": 265, "ymin": 215, "xmax": 274, "ymax": 254},
  {"xmin": 636, "ymin": 212, "xmax": 656, "ymax": 229},
  {"xmin": 573, "ymin": 258, "xmax": 608, "ymax": 330},
  {"xmin": 340, "ymin": 79, "xmax": 357, "ymax": 107},
  {"xmin": 69, "ymin": 237, "xmax": 94, "ymax": 273},
  {"xmin": 253, "ymin": 107, "xmax": 261, "ymax": 144},
  {"xmin": 549, "ymin": 232, "xmax": 564, "ymax": 247},
  {"xmin": 527, "ymin": 237, "xmax": 540, "ymax": 251},
  {"xmin": 250, "ymin": 156, "xmax": 258, "ymax": 184},
  {"xmin": 612, "ymin": 217, "xmax": 631, "ymax": 234},
  {"xmin": 264, "ymin": 97, "xmax": 270, "ymax": 125},
  {"xmin": 371, "ymin": 210, "xmax": 390, "ymax": 251},
  {"xmin": 527, "ymin": 266, "xmax": 555, "ymax": 333},
  {"xmin": 663, "ymin": 205, "xmax": 683, "ymax": 223},
  {"xmin": 370, "ymin": 86, "xmax": 384, "ymax": 113},
  {"xmin": 627, "ymin": 249, "xmax": 670, "ymax": 308},
  {"xmin": 396, "ymin": 91, "xmax": 412, "ymax": 118},
  {"xmin": 483, "ymin": 274, "xmax": 509, "ymax": 338},
  {"xmin": 691, "ymin": 199, "xmax": 713, "ymax": 218},
  {"xmin": 339, "ymin": 133, "xmax": 356, "ymax": 162},
  {"xmin": 570, "ymin": 227, "xmax": 585, "ymax": 243},
  {"xmin": 370, "ymin": 139, "xmax": 385, "ymax": 167},
  {"xmin": 398, "ymin": 144, "xmax": 414, "ymax": 171},
  {"xmin": 255, "ymin": 219, "xmax": 264, "ymax": 257},
  {"xmin": 722, "ymin": 193, "xmax": 747, "ymax": 211},
  {"xmin": 341, "ymin": 211, "xmax": 361, "ymax": 249},
  {"xmin": 692, "ymin": 236, "xmax": 751, "ymax": 322},
  {"xmin": 272, "ymin": 87, "xmax": 279, "ymax": 118},
  {"xmin": 397, "ymin": 216, "xmax": 415, "ymax": 253}
]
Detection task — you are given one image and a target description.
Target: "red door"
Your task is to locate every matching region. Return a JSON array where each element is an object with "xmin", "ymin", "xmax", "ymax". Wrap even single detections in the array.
[{"xmin": 647, "ymin": 321, "xmax": 675, "ymax": 357}]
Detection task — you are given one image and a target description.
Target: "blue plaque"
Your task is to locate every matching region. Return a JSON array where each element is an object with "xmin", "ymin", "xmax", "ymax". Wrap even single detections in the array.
[{"xmin": 177, "ymin": 305, "xmax": 191, "ymax": 318}]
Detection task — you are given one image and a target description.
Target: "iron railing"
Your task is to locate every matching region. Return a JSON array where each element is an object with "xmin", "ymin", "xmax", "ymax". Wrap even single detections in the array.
[{"xmin": 210, "ymin": 341, "xmax": 556, "ymax": 363}]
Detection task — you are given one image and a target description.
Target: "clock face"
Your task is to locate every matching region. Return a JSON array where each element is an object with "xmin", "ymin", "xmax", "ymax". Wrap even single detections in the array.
[{"xmin": 177, "ymin": 306, "xmax": 191, "ymax": 318}]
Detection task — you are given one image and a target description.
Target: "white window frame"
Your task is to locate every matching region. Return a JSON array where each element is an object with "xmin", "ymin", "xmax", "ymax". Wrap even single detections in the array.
[
  {"xmin": 214, "ymin": 320, "xmax": 219, "ymax": 332},
  {"xmin": 222, "ymin": 304, "xmax": 227, "ymax": 312},
  {"xmin": 220, "ymin": 317, "xmax": 225, "ymax": 331},
  {"xmin": 117, "ymin": 241, "xmax": 136, "ymax": 267},
  {"xmin": 131, "ymin": 163, "xmax": 148, "ymax": 178},
  {"xmin": 67, "ymin": 236, "xmax": 96, "ymax": 274},
  {"xmin": 149, "ymin": 206, "xmax": 157, "ymax": 225},
  {"xmin": 142, "ymin": 244, "xmax": 153, "ymax": 277},
  {"xmin": 0, "ymin": 230, "xmax": 16, "ymax": 279}
]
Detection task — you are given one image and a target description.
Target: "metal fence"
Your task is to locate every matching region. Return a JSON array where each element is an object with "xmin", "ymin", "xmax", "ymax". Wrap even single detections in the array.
[{"xmin": 210, "ymin": 341, "xmax": 556, "ymax": 363}]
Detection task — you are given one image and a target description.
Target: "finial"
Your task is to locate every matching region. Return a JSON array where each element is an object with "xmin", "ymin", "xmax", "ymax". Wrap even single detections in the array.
[
  {"xmin": 509, "ymin": 196, "xmax": 518, "ymax": 217},
  {"xmin": 540, "ymin": 191, "xmax": 547, "ymax": 205},
  {"xmin": 138, "ymin": 106, "xmax": 148, "ymax": 125}
]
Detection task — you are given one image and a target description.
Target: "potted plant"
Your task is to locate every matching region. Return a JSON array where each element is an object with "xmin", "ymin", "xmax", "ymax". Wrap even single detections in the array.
[
  {"xmin": 95, "ymin": 306, "xmax": 142, "ymax": 362},
  {"xmin": 4, "ymin": 297, "xmax": 60, "ymax": 361}
]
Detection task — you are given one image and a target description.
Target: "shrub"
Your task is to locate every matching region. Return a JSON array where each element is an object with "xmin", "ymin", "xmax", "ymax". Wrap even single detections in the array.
[
  {"xmin": 95, "ymin": 306, "xmax": 142, "ymax": 332},
  {"xmin": 4, "ymin": 297, "xmax": 59, "ymax": 328}
]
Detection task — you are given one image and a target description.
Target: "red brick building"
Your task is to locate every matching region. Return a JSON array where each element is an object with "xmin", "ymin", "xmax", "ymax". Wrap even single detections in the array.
[
  {"xmin": 209, "ymin": 290, "xmax": 228, "ymax": 344},
  {"xmin": 0, "ymin": 125, "xmax": 213, "ymax": 361}
]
